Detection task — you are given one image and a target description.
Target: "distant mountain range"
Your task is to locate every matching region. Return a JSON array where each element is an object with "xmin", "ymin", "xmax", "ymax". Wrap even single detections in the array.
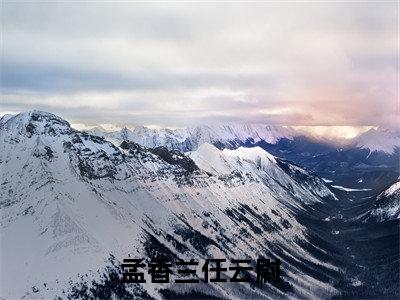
[
  {"xmin": 87, "ymin": 124, "xmax": 296, "ymax": 153},
  {"xmin": 84, "ymin": 122, "xmax": 400, "ymax": 155}
]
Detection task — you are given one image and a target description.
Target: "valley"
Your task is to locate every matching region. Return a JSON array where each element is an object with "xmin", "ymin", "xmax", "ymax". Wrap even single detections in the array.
[{"xmin": 293, "ymin": 172, "xmax": 399, "ymax": 299}]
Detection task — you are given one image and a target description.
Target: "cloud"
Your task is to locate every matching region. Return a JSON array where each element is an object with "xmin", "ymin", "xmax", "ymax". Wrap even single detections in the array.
[{"xmin": 1, "ymin": 2, "xmax": 397, "ymax": 127}]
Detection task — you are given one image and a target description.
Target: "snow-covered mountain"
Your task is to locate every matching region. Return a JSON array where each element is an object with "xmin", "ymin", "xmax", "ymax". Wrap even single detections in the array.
[
  {"xmin": 1, "ymin": 110, "xmax": 340, "ymax": 299},
  {"xmin": 355, "ymin": 127, "xmax": 400, "ymax": 154},
  {"xmin": 88, "ymin": 124, "xmax": 295, "ymax": 152}
]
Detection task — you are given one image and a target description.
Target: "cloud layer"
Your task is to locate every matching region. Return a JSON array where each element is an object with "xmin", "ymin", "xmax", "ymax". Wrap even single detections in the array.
[{"xmin": 1, "ymin": 2, "xmax": 397, "ymax": 127}]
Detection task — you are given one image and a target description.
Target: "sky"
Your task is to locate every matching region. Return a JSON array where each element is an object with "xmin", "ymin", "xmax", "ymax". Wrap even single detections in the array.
[{"xmin": 1, "ymin": 1, "xmax": 398, "ymax": 133}]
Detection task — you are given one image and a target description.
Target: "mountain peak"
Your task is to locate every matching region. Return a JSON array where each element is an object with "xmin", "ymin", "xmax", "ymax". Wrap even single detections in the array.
[
  {"xmin": 1, "ymin": 110, "xmax": 72, "ymax": 137},
  {"xmin": 222, "ymin": 146, "xmax": 277, "ymax": 164}
]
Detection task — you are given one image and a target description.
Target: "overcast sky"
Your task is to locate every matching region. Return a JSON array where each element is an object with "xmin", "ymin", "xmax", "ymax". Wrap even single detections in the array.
[{"xmin": 1, "ymin": 1, "xmax": 398, "ymax": 128}]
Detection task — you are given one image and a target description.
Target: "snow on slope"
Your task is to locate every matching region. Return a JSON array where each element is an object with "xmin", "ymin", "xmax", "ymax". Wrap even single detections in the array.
[
  {"xmin": 383, "ymin": 181, "xmax": 400, "ymax": 197},
  {"xmin": 370, "ymin": 180, "xmax": 400, "ymax": 221},
  {"xmin": 1, "ymin": 111, "xmax": 339, "ymax": 299},
  {"xmin": 190, "ymin": 143, "xmax": 278, "ymax": 176},
  {"xmin": 355, "ymin": 127, "xmax": 400, "ymax": 154},
  {"xmin": 223, "ymin": 146, "xmax": 276, "ymax": 165},
  {"xmin": 0, "ymin": 114, "xmax": 13, "ymax": 125}
]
